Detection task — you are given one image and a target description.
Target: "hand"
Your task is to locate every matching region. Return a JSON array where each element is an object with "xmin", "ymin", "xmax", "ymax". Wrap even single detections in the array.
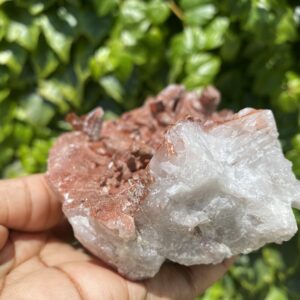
[{"xmin": 0, "ymin": 175, "xmax": 234, "ymax": 300}]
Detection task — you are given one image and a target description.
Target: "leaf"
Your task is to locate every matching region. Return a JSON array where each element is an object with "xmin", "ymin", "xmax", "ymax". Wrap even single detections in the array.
[
  {"xmin": 276, "ymin": 8, "xmax": 297, "ymax": 44},
  {"xmin": 121, "ymin": 0, "xmax": 146, "ymax": 24},
  {"xmin": 3, "ymin": 7, "xmax": 41, "ymax": 51},
  {"xmin": 99, "ymin": 75, "xmax": 123, "ymax": 103},
  {"xmin": 179, "ymin": 0, "xmax": 213, "ymax": 10},
  {"xmin": 183, "ymin": 53, "xmax": 220, "ymax": 88},
  {"xmin": 265, "ymin": 287, "xmax": 288, "ymax": 300},
  {"xmin": 0, "ymin": 66, "xmax": 9, "ymax": 86},
  {"xmin": 38, "ymin": 80, "xmax": 70, "ymax": 113},
  {"xmin": 220, "ymin": 32, "xmax": 240, "ymax": 61},
  {"xmin": 120, "ymin": 20, "xmax": 151, "ymax": 46},
  {"xmin": 18, "ymin": 145, "xmax": 37, "ymax": 173},
  {"xmin": 0, "ymin": 89, "xmax": 9, "ymax": 102},
  {"xmin": 15, "ymin": 93, "xmax": 55, "ymax": 127},
  {"xmin": 13, "ymin": 122, "xmax": 33, "ymax": 145},
  {"xmin": 276, "ymin": 72, "xmax": 300, "ymax": 113},
  {"xmin": 15, "ymin": 0, "xmax": 56, "ymax": 15},
  {"xmin": 146, "ymin": 0, "xmax": 170, "ymax": 24},
  {"xmin": 76, "ymin": 7, "xmax": 112, "ymax": 43},
  {"xmin": 204, "ymin": 17, "xmax": 229, "ymax": 50},
  {"xmin": 254, "ymin": 258, "xmax": 274, "ymax": 288},
  {"xmin": 39, "ymin": 65, "xmax": 81, "ymax": 110},
  {"xmin": 184, "ymin": 4, "xmax": 216, "ymax": 26},
  {"xmin": 31, "ymin": 36, "xmax": 59, "ymax": 78},
  {"xmin": 74, "ymin": 38, "xmax": 93, "ymax": 83},
  {"xmin": 89, "ymin": 47, "xmax": 116, "ymax": 79},
  {"xmin": 109, "ymin": 40, "xmax": 133, "ymax": 80},
  {"xmin": 183, "ymin": 27, "xmax": 206, "ymax": 53},
  {"xmin": 3, "ymin": 161, "xmax": 27, "ymax": 178},
  {"xmin": 0, "ymin": 10, "xmax": 8, "ymax": 41},
  {"xmin": 0, "ymin": 43, "xmax": 26, "ymax": 75},
  {"xmin": 91, "ymin": 0, "xmax": 118, "ymax": 16},
  {"xmin": 6, "ymin": 20, "xmax": 40, "ymax": 51},
  {"xmin": 291, "ymin": 134, "xmax": 300, "ymax": 151},
  {"xmin": 0, "ymin": 0, "xmax": 10, "ymax": 5},
  {"xmin": 0, "ymin": 145, "xmax": 13, "ymax": 174},
  {"xmin": 57, "ymin": 6, "xmax": 78, "ymax": 28},
  {"xmin": 201, "ymin": 281, "xmax": 224, "ymax": 299},
  {"xmin": 38, "ymin": 11, "xmax": 75, "ymax": 62},
  {"xmin": 65, "ymin": 0, "xmax": 81, "ymax": 6}
]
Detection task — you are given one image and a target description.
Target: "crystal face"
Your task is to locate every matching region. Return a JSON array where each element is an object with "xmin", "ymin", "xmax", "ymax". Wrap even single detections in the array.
[{"xmin": 46, "ymin": 86, "xmax": 300, "ymax": 280}]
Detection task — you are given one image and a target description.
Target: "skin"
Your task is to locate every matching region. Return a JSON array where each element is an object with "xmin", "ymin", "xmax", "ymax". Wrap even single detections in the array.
[{"xmin": 0, "ymin": 174, "xmax": 234, "ymax": 300}]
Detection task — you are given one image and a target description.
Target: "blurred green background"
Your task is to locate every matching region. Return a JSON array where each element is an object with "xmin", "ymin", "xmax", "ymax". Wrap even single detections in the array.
[{"xmin": 1, "ymin": 0, "xmax": 300, "ymax": 298}]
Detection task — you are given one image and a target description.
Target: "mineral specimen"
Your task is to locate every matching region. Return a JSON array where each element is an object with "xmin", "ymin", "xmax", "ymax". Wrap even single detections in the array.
[{"xmin": 46, "ymin": 85, "xmax": 300, "ymax": 280}]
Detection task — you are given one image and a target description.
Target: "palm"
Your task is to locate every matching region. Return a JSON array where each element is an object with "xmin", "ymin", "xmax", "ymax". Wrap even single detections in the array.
[{"xmin": 0, "ymin": 175, "xmax": 233, "ymax": 300}]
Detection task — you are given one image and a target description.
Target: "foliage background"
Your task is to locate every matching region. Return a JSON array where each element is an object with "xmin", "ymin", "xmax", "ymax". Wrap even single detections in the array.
[{"xmin": 1, "ymin": 0, "xmax": 300, "ymax": 298}]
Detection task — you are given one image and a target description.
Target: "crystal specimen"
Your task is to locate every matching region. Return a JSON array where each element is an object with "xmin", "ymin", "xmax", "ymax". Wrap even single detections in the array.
[{"xmin": 46, "ymin": 85, "xmax": 300, "ymax": 280}]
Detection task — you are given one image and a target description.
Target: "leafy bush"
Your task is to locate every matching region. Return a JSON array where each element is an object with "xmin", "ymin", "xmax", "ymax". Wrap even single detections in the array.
[{"xmin": 1, "ymin": 0, "xmax": 300, "ymax": 298}]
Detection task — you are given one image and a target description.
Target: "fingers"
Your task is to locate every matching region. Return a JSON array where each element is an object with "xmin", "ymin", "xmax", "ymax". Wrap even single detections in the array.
[
  {"xmin": 0, "ymin": 238, "xmax": 15, "ymax": 279},
  {"xmin": 145, "ymin": 257, "xmax": 235, "ymax": 300},
  {"xmin": 189, "ymin": 257, "xmax": 236, "ymax": 296},
  {"xmin": 0, "ymin": 174, "xmax": 63, "ymax": 231}
]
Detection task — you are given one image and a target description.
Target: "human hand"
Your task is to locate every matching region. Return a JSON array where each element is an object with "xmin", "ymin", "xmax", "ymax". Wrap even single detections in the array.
[{"xmin": 0, "ymin": 174, "xmax": 234, "ymax": 300}]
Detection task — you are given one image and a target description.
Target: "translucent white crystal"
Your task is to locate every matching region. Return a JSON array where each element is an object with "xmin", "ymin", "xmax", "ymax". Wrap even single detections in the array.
[{"xmin": 63, "ymin": 108, "xmax": 300, "ymax": 279}]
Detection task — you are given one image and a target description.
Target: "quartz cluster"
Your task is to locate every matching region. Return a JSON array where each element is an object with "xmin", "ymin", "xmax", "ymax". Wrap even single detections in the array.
[{"xmin": 46, "ymin": 85, "xmax": 300, "ymax": 279}]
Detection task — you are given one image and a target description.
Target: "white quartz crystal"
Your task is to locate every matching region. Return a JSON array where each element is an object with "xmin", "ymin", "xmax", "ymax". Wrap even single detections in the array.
[{"xmin": 65, "ymin": 108, "xmax": 300, "ymax": 279}]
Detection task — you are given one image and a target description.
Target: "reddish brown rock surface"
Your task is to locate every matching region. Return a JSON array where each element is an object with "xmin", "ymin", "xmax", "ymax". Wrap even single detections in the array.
[
  {"xmin": 47, "ymin": 85, "xmax": 300, "ymax": 279},
  {"xmin": 47, "ymin": 85, "xmax": 231, "ymax": 239}
]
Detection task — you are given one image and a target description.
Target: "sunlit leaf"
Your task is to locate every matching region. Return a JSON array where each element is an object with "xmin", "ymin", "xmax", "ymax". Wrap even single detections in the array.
[
  {"xmin": 77, "ymin": 8, "xmax": 112, "ymax": 43},
  {"xmin": 265, "ymin": 287, "xmax": 288, "ymax": 300},
  {"xmin": 204, "ymin": 17, "xmax": 229, "ymax": 50},
  {"xmin": 15, "ymin": 0, "xmax": 55, "ymax": 14},
  {"xmin": 99, "ymin": 75, "xmax": 123, "ymax": 103},
  {"xmin": 0, "ymin": 43, "xmax": 26, "ymax": 75},
  {"xmin": 179, "ymin": 0, "xmax": 212, "ymax": 10},
  {"xmin": 91, "ymin": 0, "xmax": 118, "ymax": 16},
  {"xmin": 184, "ymin": 4, "xmax": 216, "ymax": 26},
  {"xmin": 15, "ymin": 93, "xmax": 55, "ymax": 127},
  {"xmin": 0, "ymin": 88, "xmax": 9, "ymax": 102},
  {"xmin": 31, "ymin": 37, "xmax": 59, "ymax": 78},
  {"xmin": 38, "ymin": 12, "xmax": 75, "ymax": 62},
  {"xmin": 276, "ymin": 9, "xmax": 297, "ymax": 44},
  {"xmin": 121, "ymin": 0, "xmax": 146, "ymax": 24},
  {"xmin": 146, "ymin": 0, "xmax": 170, "ymax": 24},
  {"xmin": 184, "ymin": 53, "xmax": 220, "ymax": 88},
  {"xmin": 38, "ymin": 80, "xmax": 70, "ymax": 113}
]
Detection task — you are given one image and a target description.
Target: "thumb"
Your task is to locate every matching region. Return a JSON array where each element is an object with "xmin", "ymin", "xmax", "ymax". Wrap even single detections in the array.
[{"xmin": 0, "ymin": 175, "xmax": 63, "ymax": 232}]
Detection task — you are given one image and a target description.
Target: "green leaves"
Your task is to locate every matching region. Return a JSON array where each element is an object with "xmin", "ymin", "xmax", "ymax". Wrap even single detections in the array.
[
  {"xmin": 265, "ymin": 287, "xmax": 288, "ymax": 300},
  {"xmin": 6, "ymin": 13, "xmax": 40, "ymax": 51},
  {"xmin": 204, "ymin": 17, "xmax": 229, "ymax": 49},
  {"xmin": 184, "ymin": 53, "xmax": 220, "ymax": 88},
  {"xmin": 99, "ymin": 75, "xmax": 123, "ymax": 103},
  {"xmin": 15, "ymin": 0, "xmax": 56, "ymax": 15},
  {"xmin": 38, "ymin": 13, "xmax": 74, "ymax": 62},
  {"xmin": 15, "ymin": 93, "xmax": 55, "ymax": 127},
  {"xmin": 91, "ymin": 0, "xmax": 118, "ymax": 16},
  {"xmin": 0, "ymin": 43, "xmax": 26, "ymax": 75},
  {"xmin": 276, "ymin": 72, "xmax": 300, "ymax": 113},
  {"xmin": 184, "ymin": 4, "xmax": 216, "ymax": 26},
  {"xmin": 147, "ymin": 0, "xmax": 170, "ymax": 24},
  {"xmin": 31, "ymin": 37, "xmax": 59, "ymax": 78}
]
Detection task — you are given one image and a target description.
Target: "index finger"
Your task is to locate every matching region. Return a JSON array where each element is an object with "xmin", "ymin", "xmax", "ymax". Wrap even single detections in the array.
[{"xmin": 0, "ymin": 174, "xmax": 63, "ymax": 231}]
